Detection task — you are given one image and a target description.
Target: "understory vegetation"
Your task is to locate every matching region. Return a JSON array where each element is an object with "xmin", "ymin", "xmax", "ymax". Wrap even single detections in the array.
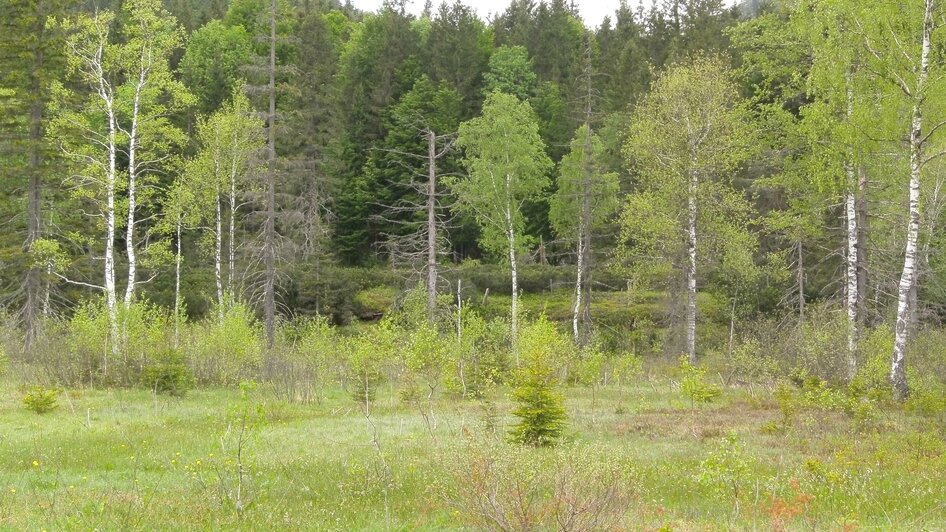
[{"xmin": 3, "ymin": 290, "xmax": 946, "ymax": 529}]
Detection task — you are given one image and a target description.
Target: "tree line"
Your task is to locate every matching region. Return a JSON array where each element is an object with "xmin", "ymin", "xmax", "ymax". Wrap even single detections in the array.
[{"xmin": 2, "ymin": 0, "xmax": 945, "ymax": 399}]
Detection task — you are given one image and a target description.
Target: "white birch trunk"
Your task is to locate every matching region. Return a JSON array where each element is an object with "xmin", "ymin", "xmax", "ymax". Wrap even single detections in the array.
[
  {"xmin": 174, "ymin": 217, "xmax": 182, "ymax": 347},
  {"xmin": 686, "ymin": 169, "xmax": 698, "ymax": 364},
  {"xmin": 229, "ymin": 168, "xmax": 237, "ymax": 297},
  {"xmin": 215, "ymin": 193, "xmax": 224, "ymax": 317},
  {"xmin": 845, "ymin": 189, "xmax": 858, "ymax": 378},
  {"xmin": 572, "ymin": 218, "xmax": 585, "ymax": 343},
  {"xmin": 124, "ymin": 57, "xmax": 149, "ymax": 306},
  {"xmin": 505, "ymin": 196, "xmax": 519, "ymax": 366},
  {"xmin": 844, "ymin": 77, "xmax": 859, "ymax": 380},
  {"xmin": 104, "ymin": 100, "xmax": 119, "ymax": 361},
  {"xmin": 891, "ymin": 0, "xmax": 933, "ymax": 400}
]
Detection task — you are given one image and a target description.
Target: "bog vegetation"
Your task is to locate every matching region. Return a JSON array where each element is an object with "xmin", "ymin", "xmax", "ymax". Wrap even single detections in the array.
[{"xmin": 2, "ymin": 0, "xmax": 946, "ymax": 529}]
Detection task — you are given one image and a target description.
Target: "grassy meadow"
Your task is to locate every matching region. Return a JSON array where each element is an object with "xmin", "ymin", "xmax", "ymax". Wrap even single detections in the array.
[{"xmin": 2, "ymin": 376, "xmax": 945, "ymax": 530}]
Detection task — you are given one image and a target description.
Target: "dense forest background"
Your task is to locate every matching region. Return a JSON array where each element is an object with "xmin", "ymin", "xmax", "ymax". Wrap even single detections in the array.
[{"xmin": 3, "ymin": 0, "xmax": 946, "ymax": 398}]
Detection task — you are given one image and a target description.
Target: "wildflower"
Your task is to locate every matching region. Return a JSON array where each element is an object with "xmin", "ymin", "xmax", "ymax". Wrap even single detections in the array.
[{"xmin": 31, "ymin": 461, "xmax": 39, "ymax": 468}]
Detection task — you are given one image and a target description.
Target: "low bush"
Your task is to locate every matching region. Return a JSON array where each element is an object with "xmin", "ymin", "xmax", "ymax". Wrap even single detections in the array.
[
  {"xmin": 22, "ymin": 385, "xmax": 60, "ymax": 414},
  {"xmin": 141, "ymin": 348, "xmax": 193, "ymax": 396}
]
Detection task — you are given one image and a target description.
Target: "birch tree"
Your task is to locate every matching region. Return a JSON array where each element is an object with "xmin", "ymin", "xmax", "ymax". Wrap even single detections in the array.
[
  {"xmin": 50, "ymin": 0, "xmax": 188, "ymax": 360},
  {"xmin": 845, "ymin": 0, "xmax": 946, "ymax": 400},
  {"xmin": 453, "ymin": 91, "xmax": 552, "ymax": 358},
  {"xmin": 186, "ymin": 89, "xmax": 264, "ymax": 315},
  {"xmin": 118, "ymin": 0, "xmax": 190, "ymax": 306},
  {"xmin": 623, "ymin": 56, "xmax": 755, "ymax": 363}
]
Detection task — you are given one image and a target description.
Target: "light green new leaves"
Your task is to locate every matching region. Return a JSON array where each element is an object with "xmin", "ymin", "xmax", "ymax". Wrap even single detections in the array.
[
  {"xmin": 620, "ymin": 56, "xmax": 759, "ymax": 283},
  {"xmin": 452, "ymin": 91, "xmax": 552, "ymax": 260}
]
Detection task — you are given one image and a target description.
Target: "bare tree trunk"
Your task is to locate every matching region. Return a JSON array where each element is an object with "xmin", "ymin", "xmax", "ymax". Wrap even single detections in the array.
[
  {"xmin": 686, "ymin": 169, "xmax": 698, "ymax": 364},
  {"xmin": 891, "ymin": 0, "xmax": 933, "ymax": 401},
  {"xmin": 263, "ymin": 0, "xmax": 277, "ymax": 348},
  {"xmin": 426, "ymin": 129, "xmax": 438, "ymax": 323},
  {"xmin": 797, "ymin": 239, "xmax": 805, "ymax": 322},
  {"xmin": 24, "ymin": 97, "xmax": 44, "ymax": 349}
]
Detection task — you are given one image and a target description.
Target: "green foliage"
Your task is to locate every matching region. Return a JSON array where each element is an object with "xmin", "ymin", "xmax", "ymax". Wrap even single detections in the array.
[
  {"xmin": 352, "ymin": 286, "xmax": 397, "ymax": 319},
  {"xmin": 453, "ymin": 91, "xmax": 552, "ymax": 260},
  {"xmin": 141, "ymin": 349, "xmax": 194, "ymax": 396},
  {"xmin": 619, "ymin": 55, "xmax": 760, "ymax": 296},
  {"xmin": 482, "ymin": 45, "xmax": 536, "ymax": 100},
  {"xmin": 509, "ymin": 316, "xmax": 569, "ymax": 446},
  {"xmin": 447, "ymin": 309, "xmax": 510, "ymax": 399},
  {"xmin": 344, "ymin": 317, "xmax": 398, "ymax": 406},
  {"xmin": 611, "ymin": 352, "xmax": 644, "ymax": 386},
  {"xmin": 402, "ymin": 322, "xmax": 449, "ymax": 399},
  {"xmin": 549, "ymin": 125, "xmax": 620, "ymax": 240},
  {"xmin": 179, "ymin": 21, "xmax": 253, "ymax": 113},
  {"xmin": 679, "ymin": 355, "xmax": 722, "ymax": 406},
  {"xmin": 22, "ymin": 385, "xmax": 60, "ymax": 414},
  {"xmin": 726, "ymin": 337, "xmax": 780, "ymax": 385},
  {"xmin": 697, "ymin": 434, "xmax": 752, "ymax": 503},
  {"xmin": 185, "ymin": 300, "xmax": 262, "ymax": 385}
]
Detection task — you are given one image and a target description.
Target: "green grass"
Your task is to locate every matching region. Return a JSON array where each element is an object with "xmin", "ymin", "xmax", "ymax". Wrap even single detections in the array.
[{"xmin": 1, "ymin": 378, "xmax": 944, "ymax": 530}]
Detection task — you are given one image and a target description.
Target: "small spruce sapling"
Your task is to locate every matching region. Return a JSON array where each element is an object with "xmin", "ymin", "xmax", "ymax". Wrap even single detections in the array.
[{"xmin": 510, "ymin": 316, "xmax": 568, "ymax": 446}]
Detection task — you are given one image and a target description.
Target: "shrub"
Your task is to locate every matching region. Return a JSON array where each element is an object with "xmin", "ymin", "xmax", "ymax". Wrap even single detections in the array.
[
  {"xmin": 509, "ymin": 316, "xmax": 569, "ymax": 446},
  {"xmin": 141, "ymin": 349, "xmax": 194, "ymax": 396},
  {"xmin": 403, "ymin": 322, "xmax": 449, "ymax": 400},
  {"xmin": 610, "ymin": 352, "xmax": 644, "ymax": 386},
  {"xmin": 726, "ymin": 336, "xmax": 779, "ymax": 385},
  {"xmin": 446, "ymin": 310, "xmax": 510, "ymax": 398},
  {"xmin": 22, "ymin": 385, "xmax": 60, "ymax": 414},
  {"xmin": 344, "ymin": 317, "xmax": 398, "ymax": 407},
  {"xmin": 185, "ymin": 300, "xmax": 262, "ymax": 385},
  {"xmin": 679, "ymin": 355, "xmax": 721, "ymax": 407},
  {"xmin": 269, "ymin": 316, "xmax": 337, "ymax": 404},
  {"xmin": 443, "ymin": 438, "xmax": 632, "ymax": 531},
  {"xmin": 697, "ymin": 433, "xmax": 752, "ymax": 507}
]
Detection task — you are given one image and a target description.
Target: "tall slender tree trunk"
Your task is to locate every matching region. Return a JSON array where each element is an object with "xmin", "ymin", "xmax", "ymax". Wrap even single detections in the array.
[
  {"xmin": 505, "ymin": 198, "xmax": 519, "ymax": 366},
  {"xmin": 797, "ymin": 239, "xmax": 805, "ymax": 322},
  {"xmin": 426, "ymin": 129, "xmax": 438, "ymax": 323},
  {"xmin": 229, "ymin": 169, "xmax": 237, "ymax": 296},
  {"xmin": 263, "ymin": 0, "xmax": 277, "ymax": 348},
  {"xmin": 572, "ymin": 218, "xmax": 585, "ymax": 343},
  {"xmin": 104, "ymin": 101, "xmax": 119, "ymax": 363},
  {"xmin": 844, "ymin": 78, "xmax": 859, "ymax": 380},
  {"xmin": 24, "ymin": 97, "xmax": 44, "ymax": 349},
  {"xmin": 174, "ymin": 216, "xmax": 182, "ymax": 347},
  {"xmin": 891, "ymin": 0, "xmax": 933, "ymax": 401},
  {"xmin": 856, "ymin": 166, "xmax": 869, "ymax": 326},
  {"xmin": 215, "ymin": 194, "xmax": 224, "ymax": 318},
  {"xmin": 573, "ymin": 40, "xmax": 595, "ymax": 346},
  {"xmin": 686, "ymin": 168, "xmax": 698, "ymax": 364},
  {"xmin": 124, "ymin": 67, "xmax": 147, "ymax": 306},
  {"xmin": 845, "ymin": 188, "xmax": 858, "ymax": 379},
  {"xmin": 22, "ymin": 0, "xmax": 49, "ymax": 351}
]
